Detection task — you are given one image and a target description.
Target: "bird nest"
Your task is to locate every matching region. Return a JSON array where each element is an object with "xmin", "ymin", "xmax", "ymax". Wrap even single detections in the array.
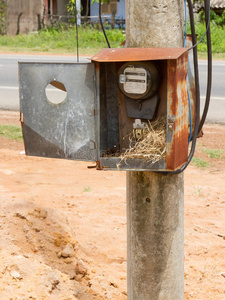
[{"xmin": 118, "ymin": 116, "xmax": 167, "ymax": 167}]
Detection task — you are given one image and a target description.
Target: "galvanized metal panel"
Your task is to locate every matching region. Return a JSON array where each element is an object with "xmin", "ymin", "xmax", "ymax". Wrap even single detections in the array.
[
  {"xmin": 98, "ymin": 157, "xmax": 166, "ymax": 171},
  {"xmin": 91, "ymin": 48, "xmax": 188, "ymax": 63},
  {"xmin": 19, "ymin": 62, "xmax": 97, "ymax": 161}
]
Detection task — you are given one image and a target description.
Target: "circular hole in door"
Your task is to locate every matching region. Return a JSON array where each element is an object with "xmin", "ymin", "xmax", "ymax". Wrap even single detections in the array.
[{"xmin": 45, "ymin": 81, "xmax": 67, "ymax": 104}]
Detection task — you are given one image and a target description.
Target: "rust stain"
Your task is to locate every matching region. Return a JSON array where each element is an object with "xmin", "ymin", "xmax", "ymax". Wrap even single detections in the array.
[
  {"xmin": 166, "ymin": 53, "xmax": 189, "ymax": 171},
  {"xmin": 96, "ymin": 160, "xmax": 103, "ymax": 170},
  {"xmin": 94, "ymin": 61, "xmax": 100, "ymax": 73},
  {"xmin": 91, "ymin": 48, "xmax": 188, "ymax": 63}
]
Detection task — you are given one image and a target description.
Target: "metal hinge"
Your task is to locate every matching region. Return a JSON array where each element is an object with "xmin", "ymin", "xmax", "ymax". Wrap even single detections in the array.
[{"xmin": 89, "ymin": 141, "xmax": 97, "ymax": 150}]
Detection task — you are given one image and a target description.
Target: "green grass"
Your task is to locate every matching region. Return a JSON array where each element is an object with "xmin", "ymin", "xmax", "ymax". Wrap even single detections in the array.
[
  {"xmin": 193, "ymin": 185, "xmax": 202, "ymax": 196},
  {"xmin": 187, "ymin": 21, "xmax": 225, "ymax": 55},
  {"xmin": 191, "ymin": 157, "xmax": 210, "ymax": 168},
  {"xmin": 83, "ymin": 186, "xmax": 92, "ymax": 192},
  {"xmin": 0, "ymin": 27, "xmax": 125, "ymax": 55},
  {"xmin": 0, "ymin": 23, "xmax": 225, "ymax": 57},
  {"xmin": 0, "ymin": 124, "xmax": 23, "ymax": 141},
  {"xmin": 202, "ymin": 148, "xmax": 225, "ymax": 159}
]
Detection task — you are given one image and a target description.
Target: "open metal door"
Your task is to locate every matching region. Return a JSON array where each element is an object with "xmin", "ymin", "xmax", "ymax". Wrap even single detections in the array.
[{"xmin": 19, "ymin": 62, "xmax": 98, "ymax": 162}]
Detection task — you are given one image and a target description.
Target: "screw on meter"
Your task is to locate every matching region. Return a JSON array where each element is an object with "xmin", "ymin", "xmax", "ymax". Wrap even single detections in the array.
[{"xmin": 118, "ymin": 61, "xmax": 161, "ymax": 100}]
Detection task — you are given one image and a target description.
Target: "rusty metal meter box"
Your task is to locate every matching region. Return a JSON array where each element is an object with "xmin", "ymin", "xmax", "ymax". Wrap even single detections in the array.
[{"xmin": 19, "ymin": 47, "xmax": 189, "ymax": 171}]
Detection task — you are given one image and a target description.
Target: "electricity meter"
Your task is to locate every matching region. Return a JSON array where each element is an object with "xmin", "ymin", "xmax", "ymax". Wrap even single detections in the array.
[{"xmin": 118, "ymin": 61, "xmax": 161, "ymax": 100}]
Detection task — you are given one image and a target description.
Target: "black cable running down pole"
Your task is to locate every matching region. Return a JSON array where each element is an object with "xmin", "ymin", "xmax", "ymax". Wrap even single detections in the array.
[
  {"xmin": 99, "ymin": 0, "xmax": 111, "ymax": 48},
  {"xmin": 166, "ymin": 0, "xmax": 201, "ymax": 174},
  {"xmin": 167, "ymin": 0, "xmax": 212, "ymax": 174},
  {"xmin": 198, "ymin": 0, "xmax": 212, "ymax": 134},
  {"xmin": 75, "ymin": 0, "xmax": 79, "ymax": 62}
]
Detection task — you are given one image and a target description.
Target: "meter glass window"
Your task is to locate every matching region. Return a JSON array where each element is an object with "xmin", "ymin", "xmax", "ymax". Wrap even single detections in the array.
[{"xmin": 124, "ymin": 67, "xmax": 147, "ymax": 94}]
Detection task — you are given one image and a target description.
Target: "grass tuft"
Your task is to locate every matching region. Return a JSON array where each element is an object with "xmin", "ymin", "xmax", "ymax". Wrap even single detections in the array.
[
  {"xmin": 202, "ymin": 148, "xmax": 225, "ymax": 159},
  {"xmin": 0, "ymin": 124, "xmax": 23, "ymax": 141},
  {"xmin": 83, "ymin": 186, "xmax": 92, "ymax": 192},
  {"xmin": 0, "ymin": 28, "xmax": 125, "ymax": 55},
  {"xmin": 191, "ymin": 157, "xmax": 210, "ymax": 168}
]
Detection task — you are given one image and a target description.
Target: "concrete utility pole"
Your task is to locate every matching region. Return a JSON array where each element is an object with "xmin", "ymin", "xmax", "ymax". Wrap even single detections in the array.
[{"xmin": 126, "ymin": 1, "xmax": 185, "ymax": 299}]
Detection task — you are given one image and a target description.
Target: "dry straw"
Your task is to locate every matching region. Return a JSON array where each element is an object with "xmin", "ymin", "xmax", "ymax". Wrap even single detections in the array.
[{"xmin": 119, "ymin": 116, "xmax": 167, "ymax": 166}]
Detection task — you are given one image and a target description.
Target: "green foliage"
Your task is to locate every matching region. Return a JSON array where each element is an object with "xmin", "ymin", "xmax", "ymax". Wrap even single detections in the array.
[
  {"xmin": 0, "ymin": 27, "xmax": 125, "ymax": 54},
  {"xmin": 199, "ymin": 10, "xmax": 225, "ymax": 27},
  {"xmin": 91, "ymin": 0, "xmax": 119, "ymax": 4},
  {"xmin": 66, "ymin": 0, "xmax": 76, "ymax": 16},
  {"xmin": 191, "ymin": 157, "xmax": 210, "ymax": 168},
  {"xmin": 202, "ymin": 148, "xmax": 225, "ymax": 159},
  {"xmin": 187, "ymin": 20, "xmax": 225, "ymax": 53},
  {"xmin": 0, "ymin": 0, "xmax": 7, "ymax": 35},
  {"xmin": 0, "ymin": 124, "xmax": 23, "ymax": 141}
]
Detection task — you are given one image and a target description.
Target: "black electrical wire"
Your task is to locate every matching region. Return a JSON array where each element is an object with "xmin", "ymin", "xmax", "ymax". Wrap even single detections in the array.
[
  {"xmin": 99, "ymin": 0, "xmax": 111, "ymax": 48},
  {"xmin": 168, "ymin": 0, "xmax": 212, "ymax": 174},
  {"xmin": 167, "ymin": 0, "xmax": 201, "ymax": 174},
  {"xmin": 198, "ymin": 0, "xmax": 212, "ymax": 134},
  {"xmin": 188, "ymin": 4, "xmax": 211, "ymax": 51},
  {"xmin": 75, "ymin": 0, "xmax": 79, "ymax": 62}
]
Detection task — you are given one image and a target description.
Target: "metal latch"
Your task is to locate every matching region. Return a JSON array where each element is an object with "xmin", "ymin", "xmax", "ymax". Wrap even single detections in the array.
[
  {"xmin": 167, "ymin": 115, "xmax": 175, "ymax": 131},
  {"xmin": 167, "ymin": 115, "xmax": 175, "ymax": 143}
]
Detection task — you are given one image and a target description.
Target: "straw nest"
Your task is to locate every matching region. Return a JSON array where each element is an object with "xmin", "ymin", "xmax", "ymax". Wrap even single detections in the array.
[{"xmin": 119, "ymin": 116, "xmax": 167, "ymax": 166}]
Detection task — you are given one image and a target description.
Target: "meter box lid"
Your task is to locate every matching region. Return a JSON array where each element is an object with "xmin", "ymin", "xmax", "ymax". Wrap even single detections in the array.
[
  {"xmin": 91, "ymin": 47, "xmax": 188, "ymax": 62},
  {"xmin": 19, "ymin": 62, "xmax": 98, "ymax": 162}
]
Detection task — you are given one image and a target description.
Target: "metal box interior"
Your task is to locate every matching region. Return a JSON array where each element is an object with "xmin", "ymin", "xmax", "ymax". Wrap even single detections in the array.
[
  {"xmin": 93, "ymin": 48, "xmax": 189, "ymax": 171},
  {"xmin": 19, "ymin": 48, "xmax": 189, "ymax": 172}
]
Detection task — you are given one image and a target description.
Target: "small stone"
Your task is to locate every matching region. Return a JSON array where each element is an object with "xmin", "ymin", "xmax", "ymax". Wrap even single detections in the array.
[
  {"xmin": 108, "ymin": 276, "xmax": 118, "ymax": 288},
  {"xmin": 34, "ymin": 227, "xmax": 41, "ymax": 232},
  {"xmin": 221, "ymin": 272, "xmax": 225, "ymax": 278},
  {"xmin": 75, "ymin": 259, "xmax": 87, "ymax": 276},
  {"xmin": 14, "ymin": 212, "xmax": 26, "ymax": 219},
  {"xmin": 32, "ymin": 207, "xmax": 48, "ymax": 219},
  {"xmin": 46, "ymin": 273, "xmax": 60, "ymax": 293},
  {"xmin": 64, "ymin": 258, "xmax": 73, "ymax": 264},
  {"xmin": 69, "ymin": 272, "xmax": 76, "ymax": 280},
  {"xmin": 10, "ymin": 270, "xmax": 22, "ymax": 280},
  {"xmin": 57, "ymin": 251, "xmax": 62, "ymax": 258},
  {"xmin": 75, "ymin": 274, "xmax": 83, "ymax": 282},
  {"xmin": 23, "ymin": 224, "xmax": 30, "ymax": 233},
  {"xmin": 88, "ymin": 280, "xmax": 93, "ymax": 287},
  {"xmin": 61, "ymin": 243, "xmax": 75, "ymax": 258}
]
